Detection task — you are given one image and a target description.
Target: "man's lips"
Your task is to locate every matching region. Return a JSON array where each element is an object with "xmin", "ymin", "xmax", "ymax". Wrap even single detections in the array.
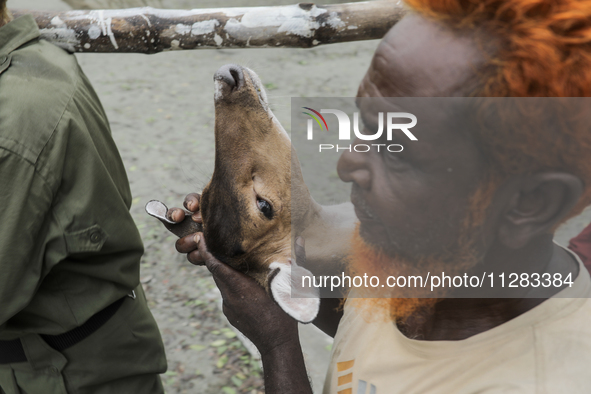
[
  {"xmin": 350, "ymin": 189, "xmax": 377, "ymax": 223},
  {"xmin": 353, "ymin": 203, "xmax": 374, "ymax": 222}
]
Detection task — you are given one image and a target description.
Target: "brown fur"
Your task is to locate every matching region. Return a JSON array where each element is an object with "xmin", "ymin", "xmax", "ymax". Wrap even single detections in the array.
[
  {"xmin": 200, "ymin": 67, "xmax": 308, "ymax": 292},
  {"xmin": 200, "ymin": 66, "xmax": 355, "ymax": 302}
]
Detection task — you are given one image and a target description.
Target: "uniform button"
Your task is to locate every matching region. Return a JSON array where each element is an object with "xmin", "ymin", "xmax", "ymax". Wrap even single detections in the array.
[
  {"xmin": 47, "ymin": 366, "xmax": 60, "ymax": 376},
  {"xmin": 0, "ymin": 56, "xmax": 7, "ymax": 64},
  {"xmin": 89, "ymin": 231, "xmax": 102, "ymax": 243}
]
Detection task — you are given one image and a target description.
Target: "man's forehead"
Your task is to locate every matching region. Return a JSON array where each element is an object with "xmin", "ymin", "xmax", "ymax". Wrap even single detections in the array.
[{"xmin": 359, "ymin": 13, "xmax": 488, "ymax": 98}]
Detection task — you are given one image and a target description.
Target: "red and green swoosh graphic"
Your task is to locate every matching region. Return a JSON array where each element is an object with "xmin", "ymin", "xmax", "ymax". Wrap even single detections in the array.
[{"xmin": 302, "ymin": 107, "xmax": 328, "ymax": 131}]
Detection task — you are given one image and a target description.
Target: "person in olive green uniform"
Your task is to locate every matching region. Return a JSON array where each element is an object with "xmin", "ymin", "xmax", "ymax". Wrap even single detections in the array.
[{"xmin": 0, "ymin": 3, "xmax": 167, "ymax": 393}]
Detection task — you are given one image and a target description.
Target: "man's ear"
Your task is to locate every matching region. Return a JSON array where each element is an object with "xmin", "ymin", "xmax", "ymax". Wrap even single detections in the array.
[
  {"xmin": 268, "ymin": 259, "xmax": 320, "ymax": 324},
  {"xmin": 498, "ymin": 172, "xmax": 583, "ymax": 249}
]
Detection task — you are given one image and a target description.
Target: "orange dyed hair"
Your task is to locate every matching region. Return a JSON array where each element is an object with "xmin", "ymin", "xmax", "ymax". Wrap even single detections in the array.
[{"xmin": 405, "ymin": 0, "xmax": 591, "ymax": 221}]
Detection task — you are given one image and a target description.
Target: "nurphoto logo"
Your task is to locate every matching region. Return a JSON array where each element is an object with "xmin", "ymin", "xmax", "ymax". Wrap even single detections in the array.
[{"xmin": 302, "ymin": 107, "xmax": 418, "ymax": 153}]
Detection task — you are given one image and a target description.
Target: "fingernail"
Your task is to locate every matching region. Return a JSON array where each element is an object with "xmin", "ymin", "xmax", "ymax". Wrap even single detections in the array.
[
  {"xmin": 296, "ymin": 236, "xmax": 304, "ymax": 248},
  {"xmin": 184, "ymin": 197, "xmax": 195, "ymax": 211},
  {"xmin": 194, "ymin": 233, "xmax": 201, "ymax": 244}
]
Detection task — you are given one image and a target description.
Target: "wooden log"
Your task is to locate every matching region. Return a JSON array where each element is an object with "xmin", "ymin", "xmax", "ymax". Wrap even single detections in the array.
[{"xmin": 10, "ymin": 1, "xmax": 406, "ymax": 54}]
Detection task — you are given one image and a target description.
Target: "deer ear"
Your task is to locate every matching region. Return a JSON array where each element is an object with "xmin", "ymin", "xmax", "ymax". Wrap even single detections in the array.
[{"xmin": 268, "ymin": 259, "xmax": 320, "ymax": 324}]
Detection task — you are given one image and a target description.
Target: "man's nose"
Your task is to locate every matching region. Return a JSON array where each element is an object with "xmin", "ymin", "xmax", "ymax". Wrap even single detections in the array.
[{"xmin": 337, "ymin": 145, "xmax": 372, "ymax": 190}]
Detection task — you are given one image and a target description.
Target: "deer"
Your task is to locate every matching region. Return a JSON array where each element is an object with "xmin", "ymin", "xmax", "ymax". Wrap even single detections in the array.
[{"xmin": 146, "ymin": 64, "xmax": 356, "ymax": 324}]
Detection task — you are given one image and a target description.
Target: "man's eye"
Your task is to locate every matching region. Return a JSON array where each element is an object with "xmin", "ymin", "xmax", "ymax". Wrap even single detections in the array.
[{"xmin": 257, "ymin": 198, "xmax": 273, "ymax": 219}]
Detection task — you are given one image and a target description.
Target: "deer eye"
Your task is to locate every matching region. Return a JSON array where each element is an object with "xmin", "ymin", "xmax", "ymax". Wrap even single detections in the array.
[{"xmin": 257, "ymin": 198, "xmax": 273, "ymax": 219}]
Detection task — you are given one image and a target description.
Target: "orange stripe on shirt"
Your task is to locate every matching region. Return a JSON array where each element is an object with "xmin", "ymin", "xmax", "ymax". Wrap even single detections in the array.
[
  {"xmin": 337, "ymin": 360, "xmax": 355, "ymax": 372},
  {"xmin": 338, "ymin": 373, "xmax": 353, "ymax": 386}
]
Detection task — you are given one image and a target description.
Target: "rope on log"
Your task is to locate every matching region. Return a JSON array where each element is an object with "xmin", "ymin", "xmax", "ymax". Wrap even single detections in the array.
[{"xmin": 10, "ymin": 1, "xmax": 406, "ymax": 54}]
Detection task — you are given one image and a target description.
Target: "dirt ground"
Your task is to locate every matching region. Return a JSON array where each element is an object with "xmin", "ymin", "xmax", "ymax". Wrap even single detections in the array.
[{"xmin": 15, "ymin": 0, "xmax": 591, "ymax": 392}]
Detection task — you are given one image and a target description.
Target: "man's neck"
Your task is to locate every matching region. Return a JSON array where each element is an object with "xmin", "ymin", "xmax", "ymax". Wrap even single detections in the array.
[{"xmin": 397, "ymin": 237, "xmax": 580, "ymax": 341}]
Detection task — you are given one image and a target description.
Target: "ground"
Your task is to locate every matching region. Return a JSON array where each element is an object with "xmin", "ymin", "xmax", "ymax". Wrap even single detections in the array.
[{"xmin": 14, "ymin": 0, "xmax": 591, "ymax": 392}]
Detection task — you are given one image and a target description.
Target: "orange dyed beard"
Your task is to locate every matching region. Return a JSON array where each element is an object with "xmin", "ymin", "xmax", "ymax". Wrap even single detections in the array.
[{"xmin": 346, "ymin": 178, "xmax": 499, "ymax": 324}]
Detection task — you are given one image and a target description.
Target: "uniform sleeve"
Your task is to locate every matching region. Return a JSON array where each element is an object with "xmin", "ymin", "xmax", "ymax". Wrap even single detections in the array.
[{"xmin": 0, "ymin": 148, "xmax": 55, "ymax": 331}]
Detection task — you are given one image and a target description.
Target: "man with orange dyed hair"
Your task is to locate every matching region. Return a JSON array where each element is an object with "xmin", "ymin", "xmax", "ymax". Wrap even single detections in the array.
[{"xmin": 176, "ymin": 0, "xmax": 591, "ymax": 392}]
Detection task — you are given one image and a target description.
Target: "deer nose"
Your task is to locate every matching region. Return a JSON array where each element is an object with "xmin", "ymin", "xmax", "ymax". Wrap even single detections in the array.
[{"xmin": 214, "ymin": 64, "xmax": 244, "ymax": 90}]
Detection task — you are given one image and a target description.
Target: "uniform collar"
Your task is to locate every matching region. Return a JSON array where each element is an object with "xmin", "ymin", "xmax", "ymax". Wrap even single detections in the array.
[{"xmin": 0, "ymin": 15, "xmax": 40, "ymax": 57}]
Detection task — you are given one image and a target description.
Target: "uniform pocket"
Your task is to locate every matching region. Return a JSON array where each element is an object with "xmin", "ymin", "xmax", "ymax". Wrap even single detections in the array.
[
  {"xmin": 4, "ymin": 335, "xmax": 69, "ymax": 394},
  {"xmin": 64, "ymin": 224, "xmax": 108, "ymax": 254}
]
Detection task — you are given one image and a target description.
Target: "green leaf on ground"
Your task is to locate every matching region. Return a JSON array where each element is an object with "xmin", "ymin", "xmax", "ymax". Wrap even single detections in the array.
[
  {"xmin": 231, "ymin": 376, "xmax": 243, "ymax": 387},
  {"xmin": 217, "ymin": 345, "xmax": 227, "ymax": 354},
  {"xmin": 216, "ymin": 355, "xmax": 228, "ymax": 369}
]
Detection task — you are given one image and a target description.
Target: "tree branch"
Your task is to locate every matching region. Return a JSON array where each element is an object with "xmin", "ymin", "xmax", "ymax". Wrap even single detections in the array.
[{"xmin": 11, "ymin": 1, "xmax": 406, "ymax": 54}]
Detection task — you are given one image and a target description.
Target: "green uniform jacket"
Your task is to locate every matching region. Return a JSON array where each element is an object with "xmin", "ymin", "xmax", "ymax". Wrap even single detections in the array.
[{"xmin": 0, "ymin": 15, "xmax": 166, "ymax": 393}]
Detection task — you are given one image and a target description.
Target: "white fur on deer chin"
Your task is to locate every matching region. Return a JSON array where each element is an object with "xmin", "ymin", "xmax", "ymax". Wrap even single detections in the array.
[
  {"xmin": 242, "ymin": 68, "xmax": 290, "ymax": 140},
  {"xmin": 213, "ymin": 79, "xmax": 223, "ymax": 102},
  {"xmin": 243, "ymin": 67, "xmax": 270, "ymax": 114},
  {"xmin": 268, "ymin": 260, "xmax": 320, "ymax": 324}
]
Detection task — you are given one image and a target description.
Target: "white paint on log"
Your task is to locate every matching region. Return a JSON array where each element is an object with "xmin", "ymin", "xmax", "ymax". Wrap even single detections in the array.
[
  {"xmin": 191, "ymin": 20, "xmax": 219, "ymax": 36},
  {"xmin": 83, "ymin": 10, "xmax": 120, "ymax": 49},
  {"xmin": 276, "ymin": 19, "xmax": 320, "ymax": 38},
  {"xmin": 88, "ymin": 25, "xmax": 101, "ymax": 39},
  {"xmin": 326, "ymin": 12, "xmax": 345, "ymax": 29},
  {"xmin": 139, "ymin": 13, "xmax": 151, "ymax": 27},
  {"xmin": 223, "ymin": 5, "xmax": 328, "ymax": 38},
  {"xmin": 238, "ymin": 5, "xmax": 325, "ymax": 29},
  {"xmin": 175, "ymin": 23, "xmax": 191, "ymax": 35},
  {"xmin": 63, "ymin": 6, "xmax": 254, "ymax": 20},
  {"xmin": 105, "ymin": 17, "xmax": 119, "ymax": 49},
  {"xmin": 12, "ymin": 1, "xmax": 406, "ymax": 52},
  {"xmin": 170, "ymin": 39, "xmax": 181, "ymax": 50},
  {"xmin": 51, "ymin": 16, "xmax": 64, "ymax": 26}
]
